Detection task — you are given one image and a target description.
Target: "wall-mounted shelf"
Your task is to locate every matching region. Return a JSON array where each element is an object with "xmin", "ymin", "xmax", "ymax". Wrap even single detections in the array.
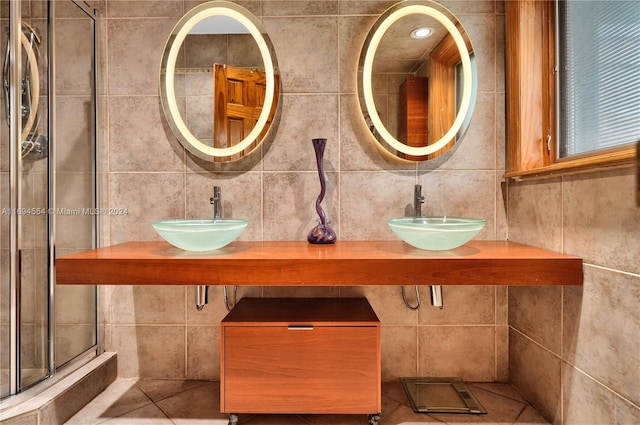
[{"xmin": 55, "ymin": 240, "xmax": 583, "ymax": 286}]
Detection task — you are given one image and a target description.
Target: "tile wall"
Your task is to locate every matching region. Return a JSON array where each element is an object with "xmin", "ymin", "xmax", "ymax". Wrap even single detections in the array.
[
  {"xmin": 100, "ymin": 0, "xmax": 507, "ymax": 383},
  {"xmin": 507, "ymin": 168, "xmax": 640, "ymax": 424}
]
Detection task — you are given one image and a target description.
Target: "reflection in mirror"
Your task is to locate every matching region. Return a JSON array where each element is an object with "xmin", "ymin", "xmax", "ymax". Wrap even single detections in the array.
[
  {"xmin": 358, "ymin": 0, "xmax": 477, "ymax": 161},
  {"xmin": 160, "ymin": 1, "xmax": 281, "ymax": 162}
]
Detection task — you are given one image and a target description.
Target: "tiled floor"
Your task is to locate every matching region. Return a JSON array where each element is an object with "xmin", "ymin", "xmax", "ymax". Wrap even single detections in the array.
[{"xmin": 65, "ymin": 379, "xmax": 550, "ymax": 425}]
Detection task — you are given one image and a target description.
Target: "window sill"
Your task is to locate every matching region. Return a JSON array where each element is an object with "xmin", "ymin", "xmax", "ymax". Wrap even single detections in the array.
[{"xmin": 504, "ymin": 145, "xmax": 637, "ymax": 181}]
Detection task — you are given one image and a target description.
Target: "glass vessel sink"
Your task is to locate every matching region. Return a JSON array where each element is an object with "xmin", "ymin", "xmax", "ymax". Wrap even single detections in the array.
[
  {"xmin": 387, "ymin": 216, "xmax": 486, "ymax": 251},
  {"xmin": 151, "ymin": 219, "xmax": 248, "ymax": 251}
]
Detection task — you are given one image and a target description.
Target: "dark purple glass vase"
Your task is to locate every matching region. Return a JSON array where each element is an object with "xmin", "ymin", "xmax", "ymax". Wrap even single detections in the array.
[{"xmin": 307, "ymin": 138, "xmax": 336, "ymax": 244}]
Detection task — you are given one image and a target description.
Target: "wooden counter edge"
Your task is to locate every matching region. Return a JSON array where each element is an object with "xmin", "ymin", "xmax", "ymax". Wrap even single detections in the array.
[{"xmin": 55, "ymin": 240, "xmax": 583, "ymax": 286}]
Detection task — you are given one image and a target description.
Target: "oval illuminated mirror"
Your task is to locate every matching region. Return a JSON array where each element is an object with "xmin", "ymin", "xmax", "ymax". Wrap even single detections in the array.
[
  {"xmin": 358, "ymin": 0, "xmax": 477, "ymax": 161},
  {"xmin": 160, "ymin": 1, "xmax": 281, "ymax": 162}
]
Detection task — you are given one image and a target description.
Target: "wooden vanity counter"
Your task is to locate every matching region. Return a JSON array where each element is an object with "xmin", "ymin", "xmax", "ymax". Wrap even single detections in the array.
[{"xmin": 55, "ymin": 240, "xmax": 583, "ymax": 286}]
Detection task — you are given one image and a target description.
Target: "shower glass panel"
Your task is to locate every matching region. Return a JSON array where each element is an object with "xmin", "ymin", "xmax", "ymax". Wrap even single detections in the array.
[
  {"xmin": 53, "ymin": 0, "xmax": 97, "ymax": 368},
  {"xmin": 0, "ymin": 3, "xmax": 8, "ymax": 399},
  {"xmin": 0, "ymin": 0, "xmax": 98, "ymax": 400},
  {"xmin": 5, "ymin": 0, "xmax": 51, "ymax": 394},
  {"xmin": 0, "ymin": 0, "xmax": 8, "ymax": 394}
]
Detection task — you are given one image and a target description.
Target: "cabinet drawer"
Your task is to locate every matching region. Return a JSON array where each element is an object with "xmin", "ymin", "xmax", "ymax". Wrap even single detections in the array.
[{"xmin": 221, "ymin": 325, "xmax": 380, "ymax": 414}]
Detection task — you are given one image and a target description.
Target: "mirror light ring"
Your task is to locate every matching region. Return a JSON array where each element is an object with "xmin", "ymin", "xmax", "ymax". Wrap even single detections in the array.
[
  {"xmin": 362, "ymin": 4, "xmax": 472, "ymax": 157},
  {"xmin": 164, "ymin": 4, "xmax": 275, "ymax": 157}
]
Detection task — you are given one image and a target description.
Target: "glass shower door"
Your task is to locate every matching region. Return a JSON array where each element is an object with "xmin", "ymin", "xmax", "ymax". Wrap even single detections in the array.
[
  {"xmin": 0, "ymin": 0, "xmax": 98, "ymax": 400},
  {"xmin": 53, "ymin": 0, "xmax": 97, "ymax": 367},
  {"xmin": 0, "ymin": 0, "xmax": 51, "ymax": 394}
]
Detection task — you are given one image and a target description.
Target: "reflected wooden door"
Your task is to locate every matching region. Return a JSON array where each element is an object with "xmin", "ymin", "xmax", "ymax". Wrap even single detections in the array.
[{"xmin": 213, "ymin": 64, "xmax": 275, "ymax": 161}]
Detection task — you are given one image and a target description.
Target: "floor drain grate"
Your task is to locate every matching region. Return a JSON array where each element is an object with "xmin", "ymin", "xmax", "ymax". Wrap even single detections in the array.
[{"xmin": 400, "ymin": 377, "xmax": 487, "ymax": 414}]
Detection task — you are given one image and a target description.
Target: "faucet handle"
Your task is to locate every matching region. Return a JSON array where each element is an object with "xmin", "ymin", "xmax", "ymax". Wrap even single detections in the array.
[
  {"xmin": 211, "ymin": 186, "xmax": 222, "ymax": 219},
  {"xmin": 414, "ymin": 184, "xmax": 425, "ymax": 203},
  {"xmin": 210, "ymin": 186, "xmax": 221, "ymax": 203}
]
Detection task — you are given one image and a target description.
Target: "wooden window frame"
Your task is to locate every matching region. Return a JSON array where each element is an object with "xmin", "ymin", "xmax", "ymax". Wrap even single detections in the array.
[{"xmin": 504, "ymin": 0, "xmax": 637, "ymax": 180}]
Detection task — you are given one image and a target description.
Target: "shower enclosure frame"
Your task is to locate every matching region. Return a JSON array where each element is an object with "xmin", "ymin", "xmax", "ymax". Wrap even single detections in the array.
[{"xmin": 3, "ymin": 0, "xmax": 101, "ymax": 399}]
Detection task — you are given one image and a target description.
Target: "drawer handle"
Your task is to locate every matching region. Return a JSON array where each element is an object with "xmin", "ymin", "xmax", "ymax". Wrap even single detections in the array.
[{"xmin": 287, "ymin": 325, "xmax": 314, "ymax": 330}]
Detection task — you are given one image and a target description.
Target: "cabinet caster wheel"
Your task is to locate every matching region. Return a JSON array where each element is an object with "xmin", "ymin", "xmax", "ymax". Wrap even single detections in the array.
[
  {"xmin": 368, "ymin": 413, "xmax": 380, "ymax": 425},
  {"xmin": 228, "ymin": 413, "xmax": 239, "ymax": 425}
]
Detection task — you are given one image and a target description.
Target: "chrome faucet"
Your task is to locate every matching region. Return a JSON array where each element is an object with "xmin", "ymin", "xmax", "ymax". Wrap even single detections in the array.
[
  {"xmin": 414, "ymin": 184, "xmax": 425, "ymax": 217},
  {"xmin": 407, "ymin": 184, "xmax": 443, "ymax": 310},
  {"xmin": 210, "ymin": 186, "xmax": 222, "ymax": 219},
  {"xmin": 197, "ymin": 186, "xmax": 222, "ymax": 311}
]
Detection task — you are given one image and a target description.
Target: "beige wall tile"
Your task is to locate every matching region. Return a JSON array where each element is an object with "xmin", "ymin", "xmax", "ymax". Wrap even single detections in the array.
[
  {"xmin": 55, "ymin": 174, "xmax": 94, "ymax": 249},
  {"xmin": 563, "ymin": 265, "xmax": 640, "ymax": 406},
  {"xmin": 495, "ymin": 173, "xmax": 508, "ymax": 239},
  {"xmin": 419, "ymin": 326, "xmax": 496, "ymax": 381},
  {"xmin": 107, "ymin": 18, "xmax": 179, "ymax": 96},
  {"xmin": 264, "ymin": 1, "xmax": 338, "ymax": 16},
  {"xmin": 340, "ymin": 171, "xmax": 415, "ymax": 240},
  {"xmin": 509, "ymin": 329, "xmax": 561, "ymax": 424},
  {"xmin": 496, "ymin": 94, "xmax": 506, "ymax": 170},
  {"xmin": 381, "ymin": 326, "xmax": 417, "ymax": 381},
  {"xmin": 507, "ymin": 178, "xmax": 563, "ymax": 251},
  {"xmin": 263, "ymin": 17, "xmax": 338, "ymax": 93},
  {"xmin": 186, "ymin": 326, "xmax": 219, "ymax": 379},
  {"xmin": 339, "ymin": 95, "xmax": 416, "ymax": 172},
  {"xmin": 55, "ymin": 19, "xmax": 94, "ymax": 96},
  {"xmin": 56, "ymin": 285, "xmax": 95, "ymax": 324},
  {"xmin": 496, "ymin": 286, "xmax": 508, "ymax": 324},
  {"xmin": 562, "ymin": 364, "xmax": 617, "ymax": 425},
  {"xmin": 423, "ymin": 92, "xmax": 496, "ymax": 171},
  {"xmin": 184, "ymin": 143, "xmax": 264, "ymax": 174},
  {"xmin": 263, "ymin": 95, "xmax": 339, "ymax": 172},
  {"xmin": 108, "ymin": 96, "xmax": 185, "ymax": 172},
  {"xmin": 496, "ymin": 14, "xmax": 506, "ymax": 94},
  {"xmin": 339, "ymin": 1, "xmax": 395, "ymax": 15},
  {"xmin": 509, "ymin": 286, "xmax": 562, "ymax": 355},
  {"xmin": 110, "ymin": 285, "xmax": 186, "ymax": 325},
  {"xmin": 418, "ymin": 170, "xmax": 496, "ymax": 240},
  {"xmin": 56, "ymin": 97, "xmax": 93, "ymax": 172},
  {"xmin": 106, "ymin": 0, "xmax": 184, "ymax": 18},
  {"xmin": 563, "ymin": 168, "xmax": 640, "ymax": 274},
  {"xmin": 342, "ymin": 286, "xmax": 418, "ymax": 325},
  {"xmin": 263, "ymin": 172, "xmax": 338, "ymax": 241},
  {"xmin": 109, "ymin": 325, "xmax": 185, "ymax": 378},
  {"xmin": 187, "ymin": 286, "xmax": 261, "ymax": 326},
  {"xmin": 184, "ymin": 96, "xmax": 213, "ymax": 141},
  {"xmin": 419, "ymin": 285, "xmax": 495, "ymax": 325},
  {"xmin": 263, "ymin": 287, "xmax": 340, "ymax": 297},
  {"xmin": 109, "ymin": 173, "xmax": 184, "ymax": 244},
  {"xmin": 495, "ymin": 325, "xmax": 509, "ymax": 381},
  {"xmin": 616, "ymin": 397, "xmax": 640, "ymax": 425},
  {"xmin": 55, "ymin": 324, "xmax": 96, "ymax": 365},
  {"xmin": 339, "ymin": 15, "xmax": 377, "ymax": 94},
  {"xmin": 185, "ymin": 172, "xmax": 262, "ymax": 240},
  {"xmin": 183, "ymin": 1, "xmax": 262, "ymax": 17},
  {"xmin": 439, "ymin": 1, "xmax": 496, "ymax": 14},
  {"xmin": 462, "ymin": 13, "xmax": 496, "ymax": 93}
]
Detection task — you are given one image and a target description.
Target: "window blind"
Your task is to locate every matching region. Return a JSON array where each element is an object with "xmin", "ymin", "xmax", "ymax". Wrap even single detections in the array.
[{"xmin": 558, "ymin": 0, "xmax": 640, "ymax": 158}]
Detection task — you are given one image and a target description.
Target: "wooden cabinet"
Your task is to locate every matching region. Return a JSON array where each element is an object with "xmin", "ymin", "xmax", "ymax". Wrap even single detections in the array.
[
  {"xmin": 220, "ymin": 298, "xmax": 381, "ymax": 421},
  {"xmin": 398, "ymin": 77, "xmax": 428, "ymax": 148}
]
